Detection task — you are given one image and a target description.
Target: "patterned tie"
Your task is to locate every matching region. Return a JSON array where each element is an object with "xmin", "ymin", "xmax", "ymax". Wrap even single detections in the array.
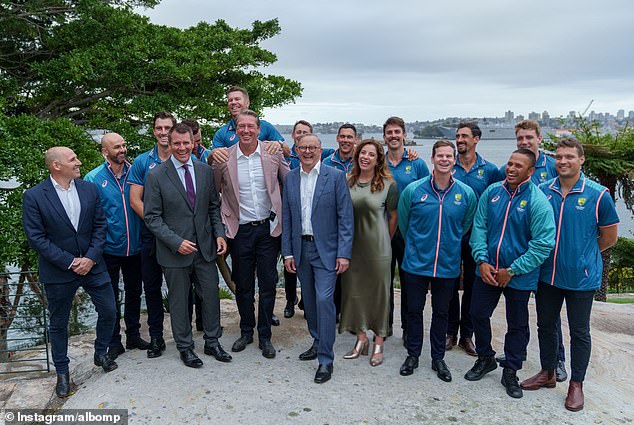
[{"xmin": 183, "ymin": 164, "xmax": 196, "ymax": 209}]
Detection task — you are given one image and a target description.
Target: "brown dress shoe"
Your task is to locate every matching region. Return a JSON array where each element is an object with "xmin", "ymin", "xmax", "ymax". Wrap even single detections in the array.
[
  {"xmin": 520, "ymin": 369, "xmax": 556, "ymax": 390},
  {"xmin": 565, "ymin": 381, "xmax": 584, "ymax": 412},
  {"xmin": 445, "ymin": 335, "xmax": 457, "ymax": 351},
  {"xmin": 458, "ymin": 337, "xmax": 477, "ymax": 356}
]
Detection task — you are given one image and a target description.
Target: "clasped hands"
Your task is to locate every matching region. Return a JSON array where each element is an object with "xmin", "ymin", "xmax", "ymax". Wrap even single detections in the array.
[
  {"xmin": 71, "ymin": 257, "xmax": 95, "ymax": 275},
  {"xmin": 178, "ymin": 237, "xmax": 227, "ymax": 256},
  {"xmin": 285, "ymin": 257, "xmax": 350, "ymax": 275},
  {"xmin": 478, "ymin": 262, "xmax": 513, "ymax": 287}
]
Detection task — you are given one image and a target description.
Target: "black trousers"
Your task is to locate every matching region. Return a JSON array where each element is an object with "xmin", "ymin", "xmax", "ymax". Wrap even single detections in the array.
[
  {"xmin": 536, "ymin": 281, "xmax": 594, "ymax": 382},
  {"xmin": 390, "ymin": 229, "xmax": 406, "ymax": 331},
  {"xmin": 471, "ymin": 277, "xmax": 531, "ymax": 371},
  {"xmin": 140, "ymin": 225, "xmax": 165, "ymax": 338},
  {"xmin": 284, "ymin": 269, "xmax": 298, "ymax": 304},
  {"xmin": 228, "ymin": 222, "xmax": 280, "ymax": 342},
  {"xmin": 403, "ymin": 271, "xmax": 455, "ymax": 361},
  {"xmin": 103, "ymin": 253, "xmax": 143, "ymax": 348},
  {"xmin": 447, "ymin": 237, "xmax": 476, "ymax": 339}
]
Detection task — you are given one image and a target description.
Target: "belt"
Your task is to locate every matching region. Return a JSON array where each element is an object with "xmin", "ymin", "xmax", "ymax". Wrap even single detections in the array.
[
  {"xmin": 302, "ymin": 235, "xmax": 315, "ymax": 241},
  {"xmin": 242, "ymin": 218, "xmax": 269, "ymax": 227}
]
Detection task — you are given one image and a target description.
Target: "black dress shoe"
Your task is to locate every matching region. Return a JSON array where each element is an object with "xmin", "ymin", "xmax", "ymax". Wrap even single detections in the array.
[
  {"xmin": 204, "ymin": 344, "xmax": 232, "ymax": 362},
  {"xmin": 284, "ymin": 302, "xmax": 295, "ymax": 318},
  {"xmin": 55, "ymin": 372, "xmax": 71, "ymax": 398},
  {"xmin": 147, "ymin": 337, "xmax": 166, "ymax": 358},
  {"xmin": 180, "ymin": 349, "xmax": 203, "ymax": 368},
  {"xmin": 259, "ymin": 340, "xmax": 276, "ymax": 358},
  {"xmin": 271, "ymin": 314, "xmax": 280, "ymax": 326},
  {"xmin": 107, "ymin": 344, "xmax": 125, "ymax": 360},
  {"xmin": 314, "ymin": 363, "xmax": 333, "ymax": 384},
  {"xmin": 432, "ymin": 359, "xmax": 452, "ymax": 382},
  {"xmin": 464, "ymin": 356, "xmax": 497, "ymax": 381},
  {"xmin": 94, "ymin": 353, "xmax": 118, "ymax": 372},
  {"xmin": 501, "ymin": 367, "xmax": 523, "ymax": 398},
  {"xmin": 399, "ymin": 356, "xmax": 419, "ymax": 376},
  {"xmin": 126, "ymin": 336, "xmax": 151, "ymax": 350},
  {"xmin": 231, "ymin": 335, "xmax": 254, "ymax": 352},
  {"xmin": 556, "ymin": 360, "xmax": 568, "ymax": 382},
  {"xmin": 299, "ymin": 345, "xmax": 318, "ymax": 361}
]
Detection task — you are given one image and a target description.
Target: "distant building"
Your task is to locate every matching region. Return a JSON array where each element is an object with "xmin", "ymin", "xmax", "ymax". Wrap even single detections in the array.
[
  {"xmin": 617, "ymin": 109, "xmax": 625, "ymax": 121},
  {"xmin": 629, "ymin": 111, "xmax": 634, "ymax": 121},
  {"xmin": 528, "ymin": 111, "xmax": 540, "ymax": 121},
  {"xmin": 505, "ymin": 110, "xmax": 514, "ymax": 122}
]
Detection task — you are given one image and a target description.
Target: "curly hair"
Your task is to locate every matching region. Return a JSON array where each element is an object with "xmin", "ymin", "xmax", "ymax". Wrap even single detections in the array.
[{"xmin": 348, "ymin": 138, "xmax": 393, "ymax": 192}]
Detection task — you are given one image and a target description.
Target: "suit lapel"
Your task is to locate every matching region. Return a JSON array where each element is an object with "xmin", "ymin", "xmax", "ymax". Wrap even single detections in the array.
[
  {"xmin": 76, "ymin": 180, "xmax": 88, "ymax": 231},
  {"xmin": 228, "ymin": 147, "xmax": 240, "ymax": 205},
  {"xmin": 192, "ymin": 160, "xmax": 205, "ymax": 212},
  {"xmin": 42, "ymin": 178, "xmax": 76, "ymax": 232},
  {"xmin": 261, "ymin": 146, "xmax": 274, "ymax": 196},
  {"xmin": 165, "ymin": 159, "xmax": 192, "ymax": 211},
  {"xmin": 312, "ymin": 167, "xmax": 329, "ymax": 215}
]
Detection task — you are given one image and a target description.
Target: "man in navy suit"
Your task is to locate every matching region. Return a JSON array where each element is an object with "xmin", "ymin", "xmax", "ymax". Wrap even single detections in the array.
[
  {"xmin": 282, "ymin": 134, "xmax": 354, "ymax": 384},
  {"xmin": 22, "ymin": 147, "xmax": 117, "ymax": 398}
]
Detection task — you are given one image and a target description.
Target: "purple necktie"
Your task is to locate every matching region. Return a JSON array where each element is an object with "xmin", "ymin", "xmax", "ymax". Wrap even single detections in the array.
[{"xmin": 183, "ymin": 164, "xmax": 196, "ymax": 209}]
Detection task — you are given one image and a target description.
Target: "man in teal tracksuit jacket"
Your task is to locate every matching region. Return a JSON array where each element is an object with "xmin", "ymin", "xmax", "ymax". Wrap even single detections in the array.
[{"xmin": 464, "ymin": 148, "xmax": 556, "ymax": 399}]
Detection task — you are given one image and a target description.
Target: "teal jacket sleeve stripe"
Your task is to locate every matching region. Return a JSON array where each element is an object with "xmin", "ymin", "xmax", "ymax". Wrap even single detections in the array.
[
  {"xmin": 469, "ymin": 186, "xmax": 491, "ymax": 264},
  {"xmin": 461, "ymin": 185, "xmax": 477, "ymax": 237},
  {"xmin": 510, "ymin": 186, "xmax": 556, "ymax": 275},
  {"xmin": 397, "ymin": 181, "xmax": 415, "ymax": 237}
]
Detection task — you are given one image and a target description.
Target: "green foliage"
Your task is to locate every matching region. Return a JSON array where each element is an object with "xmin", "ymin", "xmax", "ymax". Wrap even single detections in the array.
[{"xmin": 607, "ymin": 237, "xmax": 634, "ymax": 294}]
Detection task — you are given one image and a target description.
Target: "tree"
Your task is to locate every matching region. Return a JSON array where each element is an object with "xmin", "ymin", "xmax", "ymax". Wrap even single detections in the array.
[
  {"xmin": 1, "ymin": 0, "xmax": 302, "ymax": 152},
  {"xmin": 546, "ymin": 118, "xmax": 634, "ymax": 301}
]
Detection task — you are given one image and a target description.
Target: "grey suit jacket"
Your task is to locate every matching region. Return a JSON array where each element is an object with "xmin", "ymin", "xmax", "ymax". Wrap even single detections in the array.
[
  {"xmin": 282, "ymin": 164, "xmax": 354, "ymax": 270},
  {"xmin": 143, "ymin": 158, "xmax": 225, "ymax": 268}
]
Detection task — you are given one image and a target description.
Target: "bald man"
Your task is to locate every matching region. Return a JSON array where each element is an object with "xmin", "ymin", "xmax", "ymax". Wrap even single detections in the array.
[
  {"xmin": 23, "ymin": 147, "xmax": 117, "ymax": 398},
  {"xmin": 86, "ymin": 134, "xmax": 151, "ymax": 360}
]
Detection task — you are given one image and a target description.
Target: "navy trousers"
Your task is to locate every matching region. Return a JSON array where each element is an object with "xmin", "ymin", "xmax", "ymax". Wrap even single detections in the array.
[
  {"xmin": 140, "ymin": 225, "xmax": 165, "ymax": 338},
  {"xmin": 447, "ymin": 237, "xmax": 476, "ymax": 339},
  {"xmin": 228, "ymin": 222, "xmax": 279, "ymax": 342},
  {"xmin": 470, "ymin": 277, "xmax": 531, "ymax": 371},
  {"xmin": 390, "ymin": 229, "xmax": 406, "ymax": 331},
  {"xmin": 296, "ymin": 239, "xmax": 337, "ymax": 366},
  {"xmin": 402, "ymin": 271, "xmax": 455, "ymax": 360},
  {"xmin": 103, "ymin": 253, "xmax": 143, "ymax": 348},
  {"xmin": 536, "ymin": 281, "xmax": 594, "ymax": 382},
  {"xmin": 44, "ymin": 275, "xmax": 116, "ymax": 374}
]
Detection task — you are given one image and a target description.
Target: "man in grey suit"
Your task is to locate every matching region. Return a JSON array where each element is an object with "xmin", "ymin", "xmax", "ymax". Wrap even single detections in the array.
[
  {"xmin": 282, "ymin": 134, "xmax": 354, "ymax": 383},
  {"xmin": 144, "ymin": 123, "xmax": 230, "ymax": 368}
]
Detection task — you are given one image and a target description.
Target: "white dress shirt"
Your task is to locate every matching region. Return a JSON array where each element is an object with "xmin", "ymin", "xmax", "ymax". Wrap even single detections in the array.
[
  {"xmin": 300, "ymin": 160, "xmax": 321, "ymax": 236},
  {"xmin": 51, "ymin": 176, "xmax": 81, "ymax": 231},
  {"xmin": 170, "ymin": 155, "xmax": 196, "ymax": 193},
  {"xmin": 237, "ymin": 142, "xmax": 272, "ymax": 224}
]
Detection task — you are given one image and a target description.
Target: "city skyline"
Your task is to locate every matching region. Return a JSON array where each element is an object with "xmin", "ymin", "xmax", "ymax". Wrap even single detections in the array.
[{"xmin": 141, "ymin": 0, "xmax": 634, "ymax": 125}]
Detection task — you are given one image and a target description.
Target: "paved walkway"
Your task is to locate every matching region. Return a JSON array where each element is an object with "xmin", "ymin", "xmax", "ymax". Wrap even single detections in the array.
[{"xmin": 3, "ymin": 291, "xmax": 633, "ymax": 424}]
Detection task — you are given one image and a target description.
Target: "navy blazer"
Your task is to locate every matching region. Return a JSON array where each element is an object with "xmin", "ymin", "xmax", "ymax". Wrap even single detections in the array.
[
  {"xmin": 282, "ymin": 164, "xmax": 354, "ymax": 270},
  {"xmin": 22, "ymin": 178, "xmax": 109, "ymax": 284}
]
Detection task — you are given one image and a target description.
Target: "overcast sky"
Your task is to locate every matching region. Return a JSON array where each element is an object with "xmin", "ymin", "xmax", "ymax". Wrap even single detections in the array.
[{"xmin": 141, "ymin": 0, "xmax": 634, "ymax": 125}]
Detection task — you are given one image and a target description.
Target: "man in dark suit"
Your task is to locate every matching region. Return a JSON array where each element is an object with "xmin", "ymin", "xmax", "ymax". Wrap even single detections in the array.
[
  {"xmin": 22, "ymin": 147, "xmax": 118, "ymax": 398},
  {"xmin": 282, "ymin": 134, "xmax": 354, "ymax": 383},
  {"xmin": 144, "ymin": 123, "xmax": 230, "ymax": 368}
]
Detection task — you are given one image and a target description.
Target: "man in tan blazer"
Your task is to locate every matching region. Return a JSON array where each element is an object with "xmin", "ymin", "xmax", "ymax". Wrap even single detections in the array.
[{"xmin": 213, "ymin": 110, "xmax": 290, "ymax": 359}]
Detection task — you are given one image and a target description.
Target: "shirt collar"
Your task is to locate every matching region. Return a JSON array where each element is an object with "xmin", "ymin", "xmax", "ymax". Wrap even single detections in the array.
[
  {"xmin": 50, "ymin": 176, "xmax": 76, "ymax": 191},
  {"xmin": 237, "ymin": 141, "xmax": 261, "ymax": 159},
  {"xmin": 170, "ymin": 155, "xmax": 194, "ymax": 169},
  {"xmin": 300, "ymin": 159, "xmax": 321, "ymax": 176}
]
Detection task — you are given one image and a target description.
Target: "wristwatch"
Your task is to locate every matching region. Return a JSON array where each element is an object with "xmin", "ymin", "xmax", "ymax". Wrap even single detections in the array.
[{"xmin": 506, "ymin": 268, "xmax": 516, "ymax": 277}]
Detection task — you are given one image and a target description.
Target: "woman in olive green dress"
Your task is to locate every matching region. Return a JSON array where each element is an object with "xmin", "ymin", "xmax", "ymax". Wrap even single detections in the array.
[{"xmin": 339, "ymin": 139, "xmax": 399, "ymax": 366}]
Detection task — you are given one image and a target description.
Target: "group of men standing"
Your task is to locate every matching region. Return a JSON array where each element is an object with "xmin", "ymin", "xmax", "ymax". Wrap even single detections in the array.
[{"xmin": 21, "ymin": 85, "xmax": 618, "ymax": 411}]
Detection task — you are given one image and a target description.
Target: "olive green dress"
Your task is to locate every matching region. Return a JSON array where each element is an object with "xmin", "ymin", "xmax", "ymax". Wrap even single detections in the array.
[{"xmin": 339, "ymin": 179, "xmax": 399, "ymax": 337}]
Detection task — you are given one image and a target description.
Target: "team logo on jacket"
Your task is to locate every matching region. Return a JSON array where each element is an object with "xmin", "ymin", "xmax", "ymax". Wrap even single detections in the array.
[
  {"xmin": 230, "ymin": 134, "xmax": 236, "ymax": 142},
  {"xmin": 405, "ymin": 165, "xmax": 412, "ymax": 174},
  {"xmin": 491, "ymin": 195, "xmax": 500, "ymax": 203},
  {"xmin": 420, "ymin": 194, "xmax": 428, "ymax": 202},
  {"xmin": 477, "ymin": 169, "xmax": 485, "ymax": 179},
  {"xmin": 576, "ymin": 197, "xmax": 587, "ymax": 210},
  {"xmin": 102, "ymin": 180, "xmax": 108, "ymax": 188},
  {"xmin": 540, "ymin": 171, "xmax": 547, "ymax": 181},
  {"xmin": 517, "ymin": 199, "xmax": 527, "ymax": 212},
  {"xmin": 454, "ymin": 193, "xmax": 463, "ymax": 205},
  {"xmin": 149, "ymin": 163, "xmax": 156, "ymax": 169}
]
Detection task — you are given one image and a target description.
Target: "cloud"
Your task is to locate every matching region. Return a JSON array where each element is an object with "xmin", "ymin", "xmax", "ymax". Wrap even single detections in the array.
[{"xmin": 140, "ymin": 0, "xmax": 634, "ymax": 123}]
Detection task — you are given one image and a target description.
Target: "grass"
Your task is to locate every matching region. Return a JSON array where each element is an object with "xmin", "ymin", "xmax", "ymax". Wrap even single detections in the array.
[{"xmin": 606, "ymin": 297, "xmax": 634, "ymax": 304}]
